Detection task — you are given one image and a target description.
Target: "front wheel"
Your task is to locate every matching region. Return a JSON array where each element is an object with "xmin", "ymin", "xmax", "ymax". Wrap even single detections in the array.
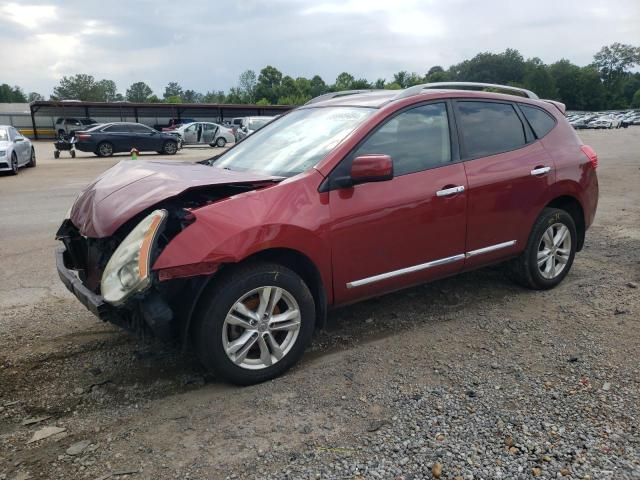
[
  {"xmin": 27, "ymin": 148, "xmax": 36, "ymax": 167},
  {"xmin": 162, "ymin": 140, "xmax": 178, "ymax": 155},
  {"xmin": 511, "ymin": 208, "xmax": 577, "ymax": 290},
  {"xmin": 194, "ymin": 262, "xmax": 316, "ymax": 385},
  {"xmin": 10, "ymin": 153, "xmax": 18, "ymax": 175}
]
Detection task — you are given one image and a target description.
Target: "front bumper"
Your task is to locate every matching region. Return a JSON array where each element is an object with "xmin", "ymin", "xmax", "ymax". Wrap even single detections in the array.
[
  {"xmin": 56, "ymin": 246, "xmax": 174, "ymax": 338},
  {"xmin": 56, "ymin": 246, "xmax": 110, "ymax": 318}
]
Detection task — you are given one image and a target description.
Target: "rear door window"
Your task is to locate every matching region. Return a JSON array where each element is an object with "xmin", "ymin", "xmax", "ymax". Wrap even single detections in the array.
[
  {"xmin": 128, "ymin": 124, "xmax": 153, "ymax": 133},
  {"xmin": 103, "ymin": 124, "xmax": 129, "ymax": 133},
  {"xmin": 456, "ymin": 101, "xmax": 526, "ymax": 158},
  {"xmin": 520, "ymin": 105, "xmax": 556, "ymax": 138}
]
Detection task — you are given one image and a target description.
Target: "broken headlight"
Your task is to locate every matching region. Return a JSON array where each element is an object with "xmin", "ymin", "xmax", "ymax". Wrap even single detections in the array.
[{"xmin": 101, "ymin": 209, "xmax": 167, "ymax": 305}]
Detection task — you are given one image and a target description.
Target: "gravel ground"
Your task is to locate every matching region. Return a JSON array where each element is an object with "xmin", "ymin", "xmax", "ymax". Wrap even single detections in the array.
[{"xmin": 0, "ymin": 129, "xmax": 639, "ymax": 480}]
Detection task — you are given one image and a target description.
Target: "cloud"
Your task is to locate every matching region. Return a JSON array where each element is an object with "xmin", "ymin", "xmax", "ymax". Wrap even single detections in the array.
[
  {"xmin": 0, "ymin": 3, "xmax": 57, "ymax": 29},
  {"xmin": 0, "ymin": 0, "xmax": 637, "ymax": 97}
]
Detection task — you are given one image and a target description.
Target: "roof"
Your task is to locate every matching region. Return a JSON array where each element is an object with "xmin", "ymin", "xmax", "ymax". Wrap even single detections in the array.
[{"xmin": 303, "ymin": 82, "xmax": 544, "ymax": 109}]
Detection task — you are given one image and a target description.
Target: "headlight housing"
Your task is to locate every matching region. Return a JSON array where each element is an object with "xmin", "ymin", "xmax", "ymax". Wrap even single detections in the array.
[
  {"xmin": 101, "ymin": 209, "xmax": 167, "ymax": 305},
  {"xmin": 0, "ymin": 150, "xmax": 6, "ymax": 156}
]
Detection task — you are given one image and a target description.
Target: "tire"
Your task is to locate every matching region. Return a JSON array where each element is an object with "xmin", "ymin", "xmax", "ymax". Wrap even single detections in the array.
[
  {"xmin": 162, "ymin": 140, "xmax": 178, "ymax": 155},
  {"xmin": 9, "ymin": 153, "xmax": 18, "ymax": 175},
  {"xmin": 54, "ymin": 150, "xmax": 60, "ymax": 159},
  {"xmin": 511, "ymin": 208, "xmax": 577, "ymax": 290},
  {"xmin": 194, "ymin": 262, "xmax": 316, "ymax": 385},
  {"xmin": 71, "ymin": 150, "xmax": 76, "ymax": 158},
  {"xmin": 215, "ymin": 137, "xmax": 227, "ymax": 148},
  {"xmin": 97, "ymin": 142, "xmax": 113, "ymax": 157},
  {"xmin": 27, "ymin": 148, "xmax": 36, "ymax": 167}
]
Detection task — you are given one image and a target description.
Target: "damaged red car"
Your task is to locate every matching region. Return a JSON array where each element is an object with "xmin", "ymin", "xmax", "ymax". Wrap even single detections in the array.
[{"xmin": 56, "ymin": 83, "xmax": 598, "ymax": 385}]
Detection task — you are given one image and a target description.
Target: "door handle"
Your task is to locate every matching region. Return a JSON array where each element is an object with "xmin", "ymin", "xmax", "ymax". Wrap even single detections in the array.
[
  {"xmin": 436, "ymin": 185, "xmax": 465, "ymax": 197},
  {"xmin": 530, "ymin": 166, "xmax": 551, "ymax": 176}
]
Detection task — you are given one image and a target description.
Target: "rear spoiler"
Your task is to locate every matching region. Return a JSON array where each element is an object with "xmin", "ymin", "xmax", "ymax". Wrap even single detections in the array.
[{"xmin": 543, "ymin": 100, "xmax": 566, "ymax": 115}]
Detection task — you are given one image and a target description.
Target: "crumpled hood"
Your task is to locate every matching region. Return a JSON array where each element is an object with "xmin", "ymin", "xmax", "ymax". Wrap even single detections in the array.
[{"xmin": 70, "ymin": 160, "xmax": 279, "ymax": 238}]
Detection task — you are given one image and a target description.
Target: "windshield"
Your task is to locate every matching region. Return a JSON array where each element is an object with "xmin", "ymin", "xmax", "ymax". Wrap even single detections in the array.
[
  {"xmin": 247, "ymin": 118, "xmax": 272, "ymax": 130},
  {"xmin": 213, "ymin": 107, "xmax": 374, "ymax": 177},
  {"xmin": 0, "ymin": 129, "xmax": 8, "ymax": 141}
]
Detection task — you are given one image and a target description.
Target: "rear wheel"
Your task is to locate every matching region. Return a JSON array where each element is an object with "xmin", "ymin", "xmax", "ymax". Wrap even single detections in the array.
[
  {"xmin": 27, "ymin": 148, "xmax": 36, "ymax": 167},
  {"xmin": 54, "ymin": 150, "xmax": 60, "ymax": 159},
  {"xmin": 511, "ymin": 208, "xmax": 577, "ymax": 290},
  {"xmin": 97, "ymin": 142, "xmax": 113, "ymax": 157},
  {"xmin": 162, "ymin": 140, "xmax": 178, "ymax": 155},
  {"xmin": 194, "ymin": 262, "xmax": 315, "ymax": 385},
  {"xmin": 215, "ymin": 137, "xmax": 227, "ymax": 148}
]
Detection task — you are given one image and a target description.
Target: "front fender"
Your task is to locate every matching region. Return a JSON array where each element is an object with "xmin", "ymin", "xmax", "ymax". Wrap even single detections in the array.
[{"xmin": 152, "ymin": 169, "xmax": 332, "ymax": 299}]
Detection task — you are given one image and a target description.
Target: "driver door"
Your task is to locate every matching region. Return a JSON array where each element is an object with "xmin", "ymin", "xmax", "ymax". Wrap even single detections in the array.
[
  {"xmin": 11, "ymin": 128, "xmax": 29, "ymax": 164},
  {"xmin": 328, "ymin": 102, "xmax": 468, "ymax": 304}
]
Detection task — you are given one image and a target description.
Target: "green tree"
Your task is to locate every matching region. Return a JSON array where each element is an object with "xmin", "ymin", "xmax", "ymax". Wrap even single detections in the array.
[
  {"xmin": 0, "ymin": 84, "xmax": 27, "ymax": 102},
  {"xmin": 256, "ymin": 66, "xmax": 283, "ymax": 104},
  {"xmin": 309, "ymin": 75, "xmax": 328, "ymax": 97},
  {"xmin": 163, "ymin": 82, "xmax": 183, "ymax": 100},
  {"xmin": 549, "ymin": 60, "xmax": 583, "ymax": 110},
  {"xmin": 523, "ymin": 58, "xmax": 557, "ymax": 99},
  {"xmin": 126, "ymin": 81, "xmax": 154, "ymax": 102},
  {"xmin": 202, "ymin": 90, "xmax": 226, "ymax": 103},
  {"xmin": 238, "ymin": 70, "xmax": 257, "ymax": 103},
  {"xmin": 256, "ymin": 98, "xmax": 271, "ymax": 106},
  {"xmin": 334, "ymin": 72, "xmax": 355, "ymax": 91},
  {"xmin": 593, "ymin": 43, "xmax": 640, "ymax": 107},
  {"xmin": 631, "ymin": 89, "xmax": 640, "ymax": 108},
  {"xmin": 97, "ymin": 79, "xmax": 122, "ymax": 101},
  {"xmin": 164, "ymin": 95, "xmax": 182, "ymax": 104},
  {"xmin": 27, "ymin": 92, "xmax": 44, "ymax": 102},
  {"xmin": 182, "ymin": 89, "xmax": 203, "ymax": 103},
  {"xmin": 449, "ymin": 48, "xmax": 526, "ymax": 85}
]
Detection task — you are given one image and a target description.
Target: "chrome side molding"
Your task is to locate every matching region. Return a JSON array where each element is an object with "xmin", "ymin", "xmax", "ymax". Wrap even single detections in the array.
[{"xmin": 346, "ymin": 240, "xmax": 517, "ymax": 288}]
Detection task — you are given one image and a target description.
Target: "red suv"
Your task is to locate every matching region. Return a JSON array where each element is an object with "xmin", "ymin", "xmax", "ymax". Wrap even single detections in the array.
[{"xmin": 56, "ymin": 82, "xmax": 599, "ymax": 385}]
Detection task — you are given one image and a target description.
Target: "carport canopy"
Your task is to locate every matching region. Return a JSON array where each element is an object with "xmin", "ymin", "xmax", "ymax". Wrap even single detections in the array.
[{"xmin": 29, "ymin": 101, "xmax": 293, "ymax": 139}]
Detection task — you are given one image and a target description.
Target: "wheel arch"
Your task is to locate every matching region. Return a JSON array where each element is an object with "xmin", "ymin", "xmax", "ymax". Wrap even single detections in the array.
[
  {"xmin": 180, "ymin": 246, "xmax": 328, "ymax": 351},
  {"xmin": 544, "ymin": 195, "xmax": 586, "ymax": 251}
]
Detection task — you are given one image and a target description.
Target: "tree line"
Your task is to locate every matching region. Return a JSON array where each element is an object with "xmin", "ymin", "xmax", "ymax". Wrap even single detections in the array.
[{"xmin": 2, "ymin": 43, "xmax": 639, "ymax": 110}]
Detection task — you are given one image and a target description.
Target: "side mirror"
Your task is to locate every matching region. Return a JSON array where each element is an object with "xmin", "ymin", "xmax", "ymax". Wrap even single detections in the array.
[
  {"xmin": 14, "ymin": 137, "xmax": 24, "ymax": 142},
  {"xmin": 350, "ymin": 154, "xmax": 393, "ymax": 185}
]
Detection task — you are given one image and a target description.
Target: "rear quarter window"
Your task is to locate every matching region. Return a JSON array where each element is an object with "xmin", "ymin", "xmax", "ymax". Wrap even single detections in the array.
[
  {"xmin": 456, "ymin": 101, "xmax": 526, "ymax": 158},
  {"xmin": 520, "ymin": 104, "xmax": 556, "ymax": 138}
]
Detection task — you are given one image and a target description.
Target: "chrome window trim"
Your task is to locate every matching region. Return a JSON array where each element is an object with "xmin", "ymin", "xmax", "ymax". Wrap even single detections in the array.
[{"xmin": 346, "ymin": 240, "xmax": 516, "ymax": 288}]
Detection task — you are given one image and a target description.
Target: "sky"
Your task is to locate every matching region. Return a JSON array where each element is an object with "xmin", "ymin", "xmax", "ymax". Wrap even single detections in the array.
[{"xmin": 0, "ymin": 0, "xmax": 639, "ymax": 97}]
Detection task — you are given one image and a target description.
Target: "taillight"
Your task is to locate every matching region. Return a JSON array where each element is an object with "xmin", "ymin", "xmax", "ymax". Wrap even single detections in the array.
[
  {"xmin": 581, "ymin": 145, "xmax": 598, "ymax": 169},
  {"xmin": 75, "ymin": 133, "xmax": 91, "ymax": 140}
]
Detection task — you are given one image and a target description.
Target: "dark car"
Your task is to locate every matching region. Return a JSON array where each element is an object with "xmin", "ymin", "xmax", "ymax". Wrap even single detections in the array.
[
  {"xmin": 74, "ymin": 122, "xmax": 180, "ymax": 157},
  {"xmin": 57, "ymin": 82, "xmax": 598, "ymax": 385}
]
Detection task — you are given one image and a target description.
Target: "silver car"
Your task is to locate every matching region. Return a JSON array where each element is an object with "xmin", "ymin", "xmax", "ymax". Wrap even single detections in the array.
[
  {"xmin": 172, "ymin": 122, "xmax": 235, "ymax": 148},
  {"xmin": 0, "ymin": 126, "xmax": 36, "ymax": 175}
]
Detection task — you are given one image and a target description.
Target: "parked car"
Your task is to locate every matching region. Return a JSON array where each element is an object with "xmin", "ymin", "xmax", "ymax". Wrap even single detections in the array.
[
  {"xmin": 168, "ymin": 122, "xmax": 235, "ymax": 147},
  {"xmin": 55, "ymin": 118, "xmax": 98, "ymax": 137},
  {"xmin": 56, "ymin": 82, "xmax": 599, "ymax": 385},
  {"xmin": 0, "ymin": 125, "xmax": 36, "ymax": 174},
  {"xmin": 154, "ymin": 118, "xmax": 197, "ymax": 132},
  {"xmin": 232, "ymin": 116, "xmax": 275, "ymax": 140},
  {"xmin": 74, "ymin": 122, "xmax": 180, "ymax": 157}
]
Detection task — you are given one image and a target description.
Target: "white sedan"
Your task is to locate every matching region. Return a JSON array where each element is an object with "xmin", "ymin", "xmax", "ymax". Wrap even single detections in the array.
[
  {"xmin": 170, "ymin": 122, "xmax": 235, "ymax": 148},
  {"xmin": 0, "ymin": 125, "xmax": 36, "ymax": 175}
]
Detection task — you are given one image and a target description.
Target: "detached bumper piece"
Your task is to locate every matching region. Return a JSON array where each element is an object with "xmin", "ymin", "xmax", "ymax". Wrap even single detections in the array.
[{"xmin": 56, "ymin": 247, "xmax": 173, "ymax": 340}]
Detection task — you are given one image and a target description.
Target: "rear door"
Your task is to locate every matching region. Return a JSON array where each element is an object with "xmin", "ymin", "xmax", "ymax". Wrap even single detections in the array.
[
  {"xmin": 454, "ymin": 100, "xmax": 555, "ymax": 268},
  {"xmin": 329, "ymin": 102, "xmax": 468, "ymax": 304},
  {"xmin": 202, "ymin": 123, "xmax": 217, "ymax": 144}
]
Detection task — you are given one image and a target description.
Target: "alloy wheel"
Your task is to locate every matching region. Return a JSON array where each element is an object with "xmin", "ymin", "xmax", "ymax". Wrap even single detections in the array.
[
  {"xmin": 222, "ymin": 286, "xmax": 301, "ymax": 370},
  {"xmin": 99, "ymin": 143, "xmax": 113, "ymax": 156},
  {"xmin": 537, "ymin": 223, "xmax": 572, "ymax": 279}
]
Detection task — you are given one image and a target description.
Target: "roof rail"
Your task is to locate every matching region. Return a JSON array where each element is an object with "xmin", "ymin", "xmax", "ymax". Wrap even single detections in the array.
[
  {"xmin": 305, "ymin": 89, "xmax": 380, "ymax": 105},
  {"xmin": 394, "ymin": 82, "xmax": 539, "ymax": 101}
]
